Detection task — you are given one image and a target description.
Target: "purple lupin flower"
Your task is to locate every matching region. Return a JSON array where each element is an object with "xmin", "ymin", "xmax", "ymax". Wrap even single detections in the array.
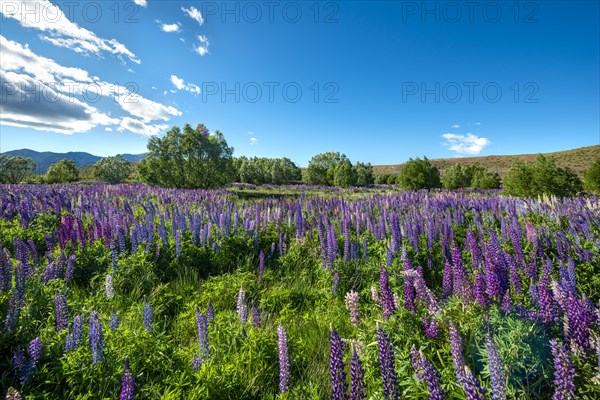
[
  {"xmin": 4, "ymin": 290, "xmax": 21, "ymax": 332},
  {"xmin": 330, "ymin": 327, "xmax": 348, "ymax": 400},
  {"xmin": 258, "ymin": 250, "xmax": 265, "ymax": 282},
  {"xmin": 28, "ymin": 337, "xmax": 42, "ymax": 375},
  {"xmin": 501, "ymin": 291, "xmax": 512, "ymax": 313},
  {"xmin": 403, "ymin": 248, "xmax": 416, "ymax": 313},
  {"xmin": 550, "ymin": 340, "xmax": 575, "ymax": 400},
  {"xmin": 120, "ymin": 357, "xmax": 135, "ymax": 400},
  {"xmin": 333, "ymin": 272, "xmax": 340, "ymax": 296},
  {"xmin": 143, "ymin": 302, "xmax": 153, "ymax": 331},
  {"xmin": 192, "ymin": 354, "xmax": 202, "ymax": 372},
  {"xmin": 65, "ymin": 254, "xmax": 76, "ymax": 282},
  {"xmin": 442, "ymin": 260, "xmax": 453, "ymax": 300},
  {"xmin": 196, "ymin": 307, "xmax": 209, "ymax": 362},
  {"xmin": 89, "ymin": 311, "xmax": 104, "ymax": 364},
  {"xmin": 15, "ymin": 261, "xmax": 26, "ymax": 299},
  {"xmin": 237, "ymin": 285, "xmax": 248, "ymax": 324},
  {"xmin": 566, "ymin": 294, "xmax": 594, "ymax": 356},
  {"xmin": 13, "ymin": 348, "xmax": 27, "ymax": 384},
  {"xmin": 54, "ymin": 291, "xmax": 69, "ymax": 332},
  {"xmin": 463, "ymin": 366, "xmax": 486, "ymax": 400},
  {"xmin": 0, "ymin": 246, "xmax": 12, "ymax": 293},
  {"xmin": 410, "ymin": 345, "xmax": 445, "ymax": 400},
  {"xmin": 277, "ymin": 322, "xmax": 290, "ymax": 393},
  {"xmin": 350, "ymin": 349, "xmax": 366, "ymax": 400},
  {"xmin": 474, "ymin": 269, "xmax": 489, "ymax": 307},
  {"xmin": 251, "ymin": 304, "xmax": 261, "ymax": 328},
  {"xmin": 110, "ymin": 309, "xmax": 119, "ymax": 332},
  {"xmin": 376, "ymin": 325, "xmax": 399, "ymax": 400},
  {"xmin": 380, "ymin": 267, "xmax": 396, "ymax": 319},
  {"xmin": 485, "ymin": 333, "xmax": 506, "ymax": 400},
  {"xmin": 449, "ymin": 322, "xmax": 466, "ymax": 385},
  {"xmin": 206, "ymin": 302, "xmax": 215, "ymax": 322},
  {"xmin": 345, "ymin": 290, "xmax": 361, "ymax": 327},
  {"xmin": 66, "ymin": 314, "xmax": 83, "ymax": 352}
]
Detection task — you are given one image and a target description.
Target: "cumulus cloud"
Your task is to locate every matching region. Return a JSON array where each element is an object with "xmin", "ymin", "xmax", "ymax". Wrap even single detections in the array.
[
  {"xmin": 118, "ymin": 117, "xmax": 168, "ymax": 136},
  {"xmin": 170, "ymin": 75, "xmax": 200, "ymax": 95},
  {"xmin": 194, "ymin": 35, "xmax": 210, "ymax": 56},
  {"xmin": 133, "ymin": 0, "xmax": 147, "ymax": 7},
  {"xmin": 442, "ymin": 133, "xmax": 491, "ymax": 156},
  {"xmin": 161, "ymin": 23, "xmax": 181, "ymax": 33},
  {"xmin": 0, "ymin": 35, "xmax": 179, "ymax": 135},
  {"xmin": 0, "ymin": 0, "xmax": 140, "ymax": 64},
  {"xmin": 182, "ymin": 6, "xmax": 204, "ymax": 25},
  {"xmin": 249, "ymin": 137, "xmax": 258, "ymax": 145}
]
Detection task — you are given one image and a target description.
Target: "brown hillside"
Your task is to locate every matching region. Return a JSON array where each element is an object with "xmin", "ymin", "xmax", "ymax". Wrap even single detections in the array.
[{"xmin": 373, "ymin": 145, "xmax": 600, "ymax": 178}]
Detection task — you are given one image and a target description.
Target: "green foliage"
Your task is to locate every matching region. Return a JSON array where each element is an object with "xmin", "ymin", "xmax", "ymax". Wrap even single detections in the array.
[
  {"xmin": 397, "ymin": 157, "xmax": 441, "ymax": 190},
  {"xmin": 93, "ymin": 155, "xmax": 132, "ymax": 183},
  {"xmin": 332, "ymin": 160, "xmax": 356, "ymax": 188},
  {"xmin": 137, "ymin": 124, "xmax": 235, "ymax": 188},
  {"xmin": 45, "ymin": 159, "xmax": 79, "ymax": 183},
  {"xmin": 442, "ymin": 164, "xmax": 500, "ymax": 189},
  {"xmin": 237, "ymin": 157, "xmax": 301, "ymax": 185},
  {"xmin": 583, "ymin": 158, "xmax": 600, "ymax": 194},
  {"xmin": 0, "ymin": 155, "xmax": 36, "ymax": 184},
  {"xmin": 353, "ymin": 162, "xmax": 374, "ymax": 186},
  {"xmin": 503, "ymin": 154, "xmax": 582, "ymax": 197}
]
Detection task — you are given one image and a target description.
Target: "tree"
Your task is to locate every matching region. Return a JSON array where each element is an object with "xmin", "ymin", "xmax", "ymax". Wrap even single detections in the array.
[
  {"xmin": 442, "ymin": 164, "xmax": 473, "ymax": 189},
  {"xmin": 305, "ymin": 152, "xmax": 344, "ymax": 185},
  {"xmin": 93, "ymin": 155, "xmax": 132, "ymax": 183},
  {"xmin": 271, "ymin": 158, "xmax": 302, "ymax": 184},
  {"xmin": 0, "ymin": 155, "xmax": 36, "ymax": 184},
  {"xmin": 442, "ymin": 164, "xmax": 501, "ymax": 190},
  {"xmin": 397, "ymin": 157, "xmax": 441, "ymax": 190},
  {"xmin": 137, "ymin": 124, "xmax": 235, "ymax": 188},
  {"xmin": 471, "ymin": 168, "xmax": 501, "ymax": 189},
  {"xmin": 503, "ymin": 154, "xmax": 582, "ymax": 197},
  {"xmin": 583, "ymin": 158, "xmax": 600, "ymax": 194},
  {"xmin": 333, "ymin": 160, "xmax": 356, "ymax": 187},
  {"xmin": 354, "ymin": 162, "xmax": 374, "ymax": 186},
  {"xmin": 46, "ymin": 159, "xmax": 79, "ymax": 183}
]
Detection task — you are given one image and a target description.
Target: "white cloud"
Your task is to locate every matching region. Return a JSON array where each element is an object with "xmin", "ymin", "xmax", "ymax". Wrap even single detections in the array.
[
  {"xmin": 194, "ymin": 35, "xmax": 210, "ymax": 56},
  {"xmin": 451, "ymin": 124, "xmax": 460, "ymax": 128},
  {"xmin": 105, "ymin": 127, "xmax": 113, "ymax": 131},
  {"xmin": 442, "ymin": 133, "xmax": 491, "ymax": 155},
  {"xmin": 0, "ymin": 35, "xmax": 179, "ymax": 134},
  {"xmin": 161, "ymin": 23, "xmax": 180, "ymax": 33},
  {"xmin": 249, "ymin": 137, "xmax": 258, "ymax": 145},
  {"xmin": 133, "ymin": 0, "xmax": 147, "ymax": 7},
  {"xmin": 247, "ymin": 131, "xmax": 255, "ymax": 135},
  {"xmin": 118, "ymin": 117, "xmax": 168, "ymax": 136},
  {"xmin": 474, "ymin": 122, "xmax": 481, "ymax": 126},
  {"xmin": 0, "ymin": 0, "xmax": 140, "ymax": 64},
  {"xmin": 170, "ymin": 75, "xmax": 200, "ymax": 94},
  {"xmin": 182, "ymin": 6, "xmax": 204, "ymax": 25}
]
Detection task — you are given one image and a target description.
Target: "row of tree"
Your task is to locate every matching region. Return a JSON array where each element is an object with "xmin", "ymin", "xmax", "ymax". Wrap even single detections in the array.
[
  {"xmin": 2, "ymin": 123, "xmax": 599, "ymax": 197},
  {"xmin": 0, "ymin": 155, "xmax": 133, "ymax": 184}
]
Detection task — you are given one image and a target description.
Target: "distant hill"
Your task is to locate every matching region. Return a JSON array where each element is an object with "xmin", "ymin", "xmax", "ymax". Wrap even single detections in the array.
[
  {"xmin": 373, "ymin": 145, "xmax": 600, "ymax": 178},
  {"xmin": 1, "ymin": 149, "xmax": 146, "ymax": 174}
]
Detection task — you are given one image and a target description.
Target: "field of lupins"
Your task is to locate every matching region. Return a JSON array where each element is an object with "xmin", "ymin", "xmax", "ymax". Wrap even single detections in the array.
[{"xmin": 1, "ymin": 184, "xmax": 600, "ymax": 399}]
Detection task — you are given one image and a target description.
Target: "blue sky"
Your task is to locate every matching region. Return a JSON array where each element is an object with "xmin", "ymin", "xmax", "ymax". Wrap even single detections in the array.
[{"xmin": 1, "ymin": 0, "xmax": 598, "ymax": 166}]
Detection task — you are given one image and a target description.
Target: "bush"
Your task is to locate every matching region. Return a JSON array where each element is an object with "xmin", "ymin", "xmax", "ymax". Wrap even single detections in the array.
[
  {"xmin": 503, "ymin": 154, "xmax": 582, "ymax": 197},
  {"xmin": 583, "ymin": 158, "xmax": 600, "ymax": 194},
  {"xmin": 442, "ymin": 164, "xmax": 500, "ymax": 190},
  {"xmin": 397, "ymin": 157, "xmax": 441, "ymax": 190},
  {"xmin": 46, "ymin": 159, "xmax": 79, "ymax": 183}
]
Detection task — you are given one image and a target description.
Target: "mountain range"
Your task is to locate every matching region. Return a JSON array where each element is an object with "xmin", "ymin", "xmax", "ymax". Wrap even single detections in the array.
[{"xmin": 0, "ymin": 149, "xmax": 146, "ymax": 174}]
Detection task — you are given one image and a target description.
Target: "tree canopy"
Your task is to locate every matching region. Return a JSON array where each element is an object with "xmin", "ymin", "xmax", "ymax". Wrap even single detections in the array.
[
  {"xmin": 46, "ymin": 159, "xmax": 79, "ymax": 183},
  {"xmin": 397, "ymin": 157, "xmax": 441, "ymax": 190},
  {"xmin": 304, "ymin": 152, "xmax": 373, "ymax": 187},
  {"xmin": 442, "ymin": 164, "xmax": 500, "ymax": 190},
  {"xmin": 93, "ymin": 155, "xmax": 132, "ymax": 184},
  {"xmin": 583, "ymin": 158, "xmax": 600, "ymax": 194},
  {"xmin": 503, "ymin": 154, "xmax": 582, "ymax": 197},
  {"xmin": 137, "ymin": 124, "xmax": 235, "ymax": 188},
  {"xmin": 0, "ymin": 155, "xmax": 36, "ymax": 184},
  {"xmin": 237, "ymin": 157, "xmax": 301, "ymax": 185}
]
